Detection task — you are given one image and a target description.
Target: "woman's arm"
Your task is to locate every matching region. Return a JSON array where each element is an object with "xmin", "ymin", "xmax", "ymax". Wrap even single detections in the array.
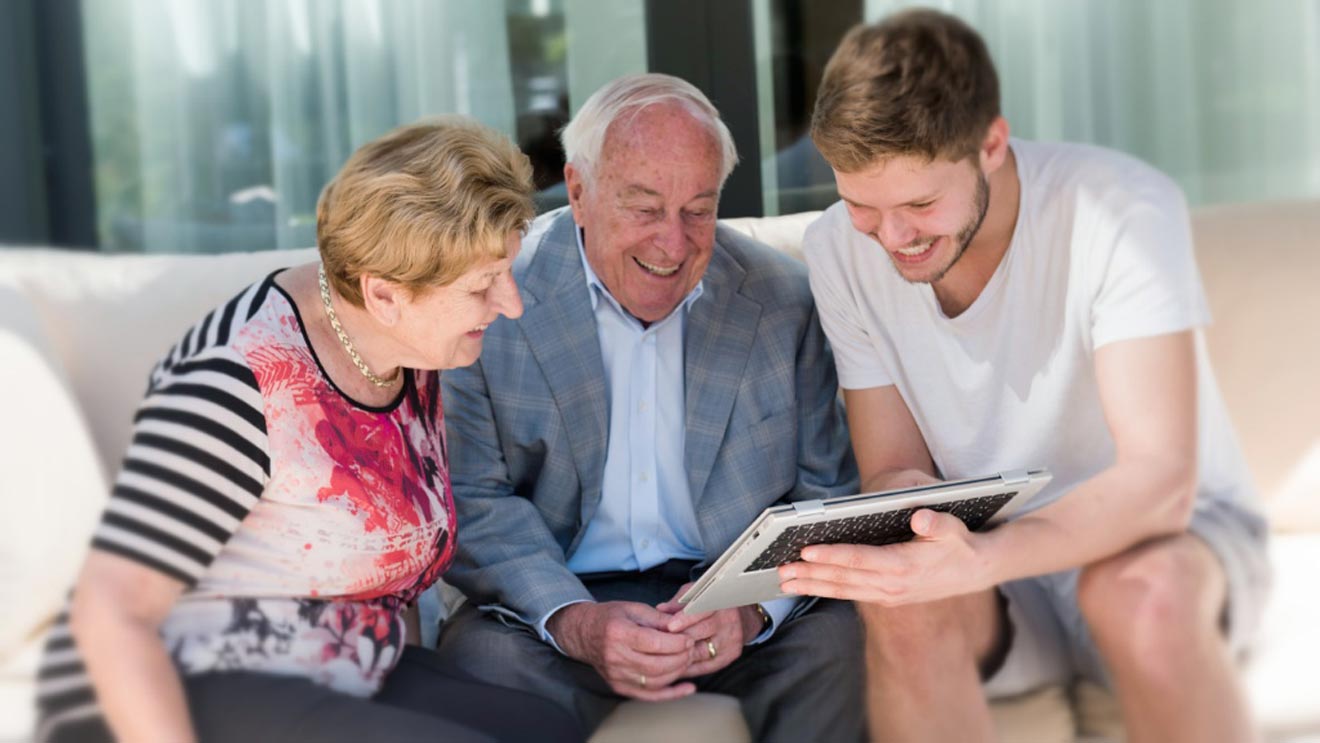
[{"xmin": 70, "ymin": 551, "xmax": 194, "ymax": 743}]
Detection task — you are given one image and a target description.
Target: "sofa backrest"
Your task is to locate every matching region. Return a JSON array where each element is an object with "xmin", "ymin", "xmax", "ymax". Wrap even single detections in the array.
[
  {"xmin": 1, "ymin": 200, "xmax": 1316, "ymax": 522},
  {"xmin": 0, "ymin": 247, "xmax": 318, "ymax": 481},
  {"xmin": 1188, "ymin": 200, "xmax": 1319, "ymax": 529}
]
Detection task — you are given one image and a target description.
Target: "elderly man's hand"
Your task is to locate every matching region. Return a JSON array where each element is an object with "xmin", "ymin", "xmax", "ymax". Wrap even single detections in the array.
[
  {"xmin": 655, "ymin": 584, "xmax": 762, "ymax": 678},
  {"xmin": 547, "ymin": 601, "xmax": 697, "ymax": 701}
]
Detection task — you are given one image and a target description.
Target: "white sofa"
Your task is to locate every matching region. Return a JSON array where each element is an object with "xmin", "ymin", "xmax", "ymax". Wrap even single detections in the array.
[{"xmin": 2, "ymin": 201, "xmax": 1317, "ymax": 742}]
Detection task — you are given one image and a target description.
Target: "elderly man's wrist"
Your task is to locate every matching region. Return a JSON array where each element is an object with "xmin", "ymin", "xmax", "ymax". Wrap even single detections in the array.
[
  {"xmin": 740, "ymin": 603, "xmax": 770, "ymax": 641},
  {"xmin": 546, "ymin": 602, "xmax": 591, "ymax": 656}
]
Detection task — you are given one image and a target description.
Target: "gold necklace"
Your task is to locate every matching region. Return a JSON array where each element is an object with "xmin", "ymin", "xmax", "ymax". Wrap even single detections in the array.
[{"xmin": 318, "ymin": 264, "xmax": 399, "ymax": 389}]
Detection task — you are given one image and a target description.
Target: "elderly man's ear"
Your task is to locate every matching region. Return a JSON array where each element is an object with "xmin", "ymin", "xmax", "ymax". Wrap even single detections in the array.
[{"xmin": 564, "ymin": 163, "xmax": 588, "ymax": 217}]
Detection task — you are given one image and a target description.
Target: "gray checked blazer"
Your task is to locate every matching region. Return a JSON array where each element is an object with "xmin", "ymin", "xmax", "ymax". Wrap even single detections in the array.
[{"xmin": 441, "ymin": 208, "xmax": 858, "ymax": 626}]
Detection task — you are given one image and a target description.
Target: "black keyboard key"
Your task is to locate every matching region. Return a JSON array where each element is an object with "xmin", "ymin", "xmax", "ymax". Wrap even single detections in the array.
[{"xmin": 745, "ymin": 492, "xmax": 1016, "ymax": 572}]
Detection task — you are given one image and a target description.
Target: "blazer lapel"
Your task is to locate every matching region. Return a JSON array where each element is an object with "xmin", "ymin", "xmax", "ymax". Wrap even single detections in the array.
[
  {"xmin": 684, "ymin": 239, "xmax": 761, "ymax": 507},
  {"xmin": 519, "ymin": 212, "xmax": 610, "ymax": 530}
]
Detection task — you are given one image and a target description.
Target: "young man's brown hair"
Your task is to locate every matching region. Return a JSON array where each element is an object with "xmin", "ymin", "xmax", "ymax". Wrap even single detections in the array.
[{"xmin": 811, "ymin": 9, "xmax": 1000, "ymax": 172}]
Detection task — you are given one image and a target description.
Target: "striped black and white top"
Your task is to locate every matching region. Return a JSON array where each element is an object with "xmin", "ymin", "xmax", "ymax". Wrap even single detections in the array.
[{"xmin": 37, "ymin": 272, "xmax": 456, "ymax": 742}]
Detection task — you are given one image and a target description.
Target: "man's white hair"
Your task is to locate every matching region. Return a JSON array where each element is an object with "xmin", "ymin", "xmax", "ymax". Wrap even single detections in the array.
[{"xmin": 560, "ymin": 73, "xmax": 739, "ymax": 187}]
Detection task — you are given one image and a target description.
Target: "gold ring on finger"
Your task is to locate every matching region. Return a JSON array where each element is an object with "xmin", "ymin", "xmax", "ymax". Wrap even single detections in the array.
[{"xmin": 706, "ymin": 639, "xmax": 717, "ymax": 660}]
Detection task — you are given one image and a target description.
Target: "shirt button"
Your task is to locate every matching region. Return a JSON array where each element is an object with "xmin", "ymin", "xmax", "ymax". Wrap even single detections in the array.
[
  {"xmin": 639, "ymin": 471, "xmax": 649, "ymax": 483},
  {"xmin": 640, "ymin": 538, "xmax": 651, "ymax": 549},
  {"xmin": 638, "ymin": 402, "xmax": 648, "ymax": 413}
]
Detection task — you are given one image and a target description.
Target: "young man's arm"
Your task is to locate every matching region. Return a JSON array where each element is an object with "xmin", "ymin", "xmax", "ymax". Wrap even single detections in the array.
[
  {"xmin": 842, "ymin": 384, "xmax": 939, "ymax": 493},
  {"xmin": 780, "ymin": 330, "xmax": 1197, "ymax": 604},
  {"xmin": 983, "ymin": 330, "xmax": 1197, "ymax": 578}
]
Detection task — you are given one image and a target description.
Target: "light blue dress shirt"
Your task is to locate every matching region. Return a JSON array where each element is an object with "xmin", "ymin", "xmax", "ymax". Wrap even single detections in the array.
[
  {"xmin": 567, "ymin": 237, "xmax": 706, "ymax": 573},
  {"xmin": 537, "ymin": 227, "xmax": 796, "ymax": 648}
]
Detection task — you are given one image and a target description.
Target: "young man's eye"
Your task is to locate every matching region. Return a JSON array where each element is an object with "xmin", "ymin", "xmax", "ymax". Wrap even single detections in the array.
[{"xmin": 910, "ymin": 200, "xmax": 934, "ymax": 209}]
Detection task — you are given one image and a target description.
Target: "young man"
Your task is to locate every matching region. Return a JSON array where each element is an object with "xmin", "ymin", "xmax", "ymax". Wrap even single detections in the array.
[{"xmin": 783, "ymin": 9, "xmax": 1269, "ymax": 742}]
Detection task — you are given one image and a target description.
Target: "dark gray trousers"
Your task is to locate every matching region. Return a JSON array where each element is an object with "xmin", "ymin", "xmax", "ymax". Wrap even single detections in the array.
[
  {"xmin": 435, "ymin": 567, "xmax": 865, "ymax": 743},
  {"xmin": 46, "ymin": 647, "xmax": 583, "ymax": 743}
]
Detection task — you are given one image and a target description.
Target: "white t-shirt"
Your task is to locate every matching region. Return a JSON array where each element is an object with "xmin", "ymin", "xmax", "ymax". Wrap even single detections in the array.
[{"xmin": 803, "ymin": 138, "xmax": 1258, "ymax": 513}]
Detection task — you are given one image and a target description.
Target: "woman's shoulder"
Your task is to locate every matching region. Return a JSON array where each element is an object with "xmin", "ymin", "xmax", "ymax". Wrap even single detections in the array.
[{"xmin": 150, "ymin": 271, "xmax": 291, "ymax": 378}]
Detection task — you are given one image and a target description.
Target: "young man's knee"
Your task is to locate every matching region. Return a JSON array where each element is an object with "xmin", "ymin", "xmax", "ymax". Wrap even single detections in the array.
[
  {"xmin": 858, "ymin": 594, "xmax": 995, "ymax": 665},
  {"xmin": 1078, "ymin": 536, "xmax": 1226, "ymax": 656}
]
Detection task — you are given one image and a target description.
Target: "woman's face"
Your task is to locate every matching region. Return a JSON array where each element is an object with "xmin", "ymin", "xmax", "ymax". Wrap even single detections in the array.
[{"xmin": 390, "ymin": 231, "xmax": 523, "ymax": 371}]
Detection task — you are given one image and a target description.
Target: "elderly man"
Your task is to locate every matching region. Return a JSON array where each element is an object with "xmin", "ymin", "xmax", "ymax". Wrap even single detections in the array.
[{"xmin": 434, "ymin": 73, "xmax": 864, "ymax": 741}]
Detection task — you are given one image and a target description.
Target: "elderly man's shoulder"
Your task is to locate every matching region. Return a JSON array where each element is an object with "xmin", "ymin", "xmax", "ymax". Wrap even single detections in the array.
[
  {"xmin": 512, "ymin": 208, "xmax": 572, "ymax": 275},
  {"xmin": 713, "ymin": 223, "xmax": 812, "ymax": 306}
]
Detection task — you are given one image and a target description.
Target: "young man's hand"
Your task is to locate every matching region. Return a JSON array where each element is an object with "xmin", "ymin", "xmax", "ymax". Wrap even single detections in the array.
[{"xmin": 778, "ymin": 509, "xmax": 997, "ymax": 605}]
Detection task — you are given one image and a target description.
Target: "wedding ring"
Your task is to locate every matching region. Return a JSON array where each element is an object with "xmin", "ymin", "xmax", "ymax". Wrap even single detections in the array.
[
  {"xmin": 706, "ymin": 639, "xmax": 717, "ymax": 660},
  {"xmin": 639, "ymin": 673, "xmax": 647, "ymax": 688}
]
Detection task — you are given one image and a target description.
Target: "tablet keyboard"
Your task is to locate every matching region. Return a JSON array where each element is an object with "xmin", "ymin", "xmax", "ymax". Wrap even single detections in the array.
[{"xmin": 744, "ymin": 492, "xmax": 1017, "ymax": 572}]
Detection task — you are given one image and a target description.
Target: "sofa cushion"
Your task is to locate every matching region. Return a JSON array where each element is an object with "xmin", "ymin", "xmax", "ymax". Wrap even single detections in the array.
[
  {"xmin": 588, "ymin": 683, "xmax": 1078, "ymax": 743},
  {"xmin": 1243, "ymin": 534, "xmax": 1320, "ymax": 738},
  {"xmin": 0, "ymin": 284, "xmax": 108, "ymax": 740},
  {"xmin": 590, "ymin": 694, "xmax": 750, "ymax": 743}
]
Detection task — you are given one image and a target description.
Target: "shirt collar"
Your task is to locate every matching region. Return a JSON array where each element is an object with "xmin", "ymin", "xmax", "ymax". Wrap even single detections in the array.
[{"xmin": 575, "ymin": 224, "xmax": 704, "ymax": 325}]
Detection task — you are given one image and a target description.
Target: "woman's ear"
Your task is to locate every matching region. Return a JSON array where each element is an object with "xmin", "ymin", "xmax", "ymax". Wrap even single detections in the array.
[{"xmin": 359, "ymin": 274, "xmax": 405, "ymax": 327}]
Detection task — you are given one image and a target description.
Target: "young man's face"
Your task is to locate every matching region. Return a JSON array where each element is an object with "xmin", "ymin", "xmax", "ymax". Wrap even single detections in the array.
[{"xmin": 834, "ymin": 154, "xmax": 990, "ymax": 285}]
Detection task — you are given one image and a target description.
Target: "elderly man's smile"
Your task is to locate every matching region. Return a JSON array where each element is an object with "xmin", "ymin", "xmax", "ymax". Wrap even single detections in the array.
[{"xmin": 633, "ymin": 256, "xmax": 682, "ymax": 277}]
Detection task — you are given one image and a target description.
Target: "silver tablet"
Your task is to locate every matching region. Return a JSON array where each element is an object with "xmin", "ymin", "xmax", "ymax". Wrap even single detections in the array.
[{"xmin": 678, "ymin": 469, "xmax": 1052, "ymax": 614}]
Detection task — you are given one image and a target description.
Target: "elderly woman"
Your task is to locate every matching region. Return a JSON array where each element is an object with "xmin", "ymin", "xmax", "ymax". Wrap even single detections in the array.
[{"xmin": 35, "ymin": 119, "xmax": 582, "ymax": 743}]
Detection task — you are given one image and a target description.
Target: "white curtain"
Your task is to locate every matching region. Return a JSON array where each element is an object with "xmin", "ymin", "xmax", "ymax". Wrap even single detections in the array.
[
  {"xmin": 564, "ymin": 0, "xmax": 647, "ymax": 115},
  {"xmin": 862, "ymin": 0, "xmax": 1320, "ymax": 205},
  {"xmin": 80, "ymin": 0, "xmax": 645, "ymax": 253}
]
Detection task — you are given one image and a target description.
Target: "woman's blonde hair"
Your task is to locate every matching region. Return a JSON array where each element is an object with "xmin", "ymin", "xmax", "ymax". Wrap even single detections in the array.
[{"xmin": 317, "ymin": 117, "xmax": 535, "ymax": 306}]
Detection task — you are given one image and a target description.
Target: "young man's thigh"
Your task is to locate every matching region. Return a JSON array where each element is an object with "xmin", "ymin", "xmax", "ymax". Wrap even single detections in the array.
[{"xmin": 987, "ymin": 502, "xmax": 1268, "ymax": 697}]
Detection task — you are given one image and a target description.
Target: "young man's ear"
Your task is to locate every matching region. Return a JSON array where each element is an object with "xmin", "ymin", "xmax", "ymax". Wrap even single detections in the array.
[
  {"xmin": 979, "ymin": 116, "xmax": 1011, "ymax": 174},
  {"xmin": 359, "ymin": 274, "xmax": 404, "ymax": 327}
]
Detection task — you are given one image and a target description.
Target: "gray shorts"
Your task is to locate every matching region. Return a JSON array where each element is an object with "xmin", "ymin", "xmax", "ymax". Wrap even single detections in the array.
[{"xmin": 983, "ymin": 498, "xmax": 1271, "ymax": 699}]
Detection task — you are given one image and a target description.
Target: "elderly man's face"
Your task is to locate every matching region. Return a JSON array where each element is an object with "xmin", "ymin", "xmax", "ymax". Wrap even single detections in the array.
[{"xmin": 565, "ymin": 103, "xmax": 722, "ymax": 324}]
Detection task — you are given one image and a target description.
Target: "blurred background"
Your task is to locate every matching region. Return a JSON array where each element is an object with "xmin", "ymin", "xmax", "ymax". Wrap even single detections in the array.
[
  {"xmin": 2, "ymin": 2, "xmax": 1319, "ymax": 741},
  {"xmin": 1, "ymin": 0, "xmax": 1318, "ymax": 255}
]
